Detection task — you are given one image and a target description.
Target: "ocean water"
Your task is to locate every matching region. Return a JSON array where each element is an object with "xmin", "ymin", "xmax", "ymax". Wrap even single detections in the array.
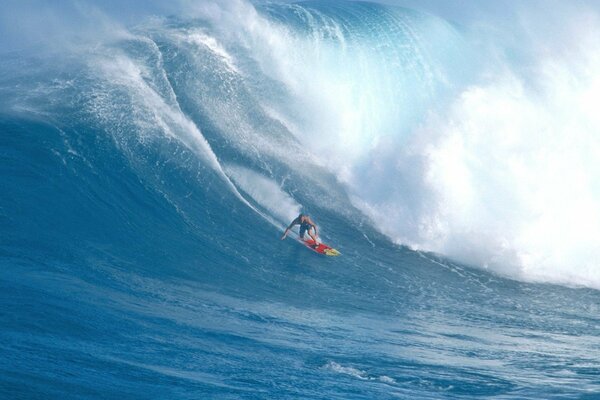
[{"xmin": 1, "ymin": 1, "xmax": 600, "ymax": 399}]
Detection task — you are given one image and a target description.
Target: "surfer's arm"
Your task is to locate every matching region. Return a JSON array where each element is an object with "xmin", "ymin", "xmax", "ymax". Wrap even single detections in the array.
[{"xmin": 281, "ymin": 218, "xmax": 300, "ymax": 240}]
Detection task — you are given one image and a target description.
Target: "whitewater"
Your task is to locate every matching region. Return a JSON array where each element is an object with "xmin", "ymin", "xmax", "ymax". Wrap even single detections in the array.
[{"xmin": 1, "ymin": 0, "xmax": 599, "ymax": 398}]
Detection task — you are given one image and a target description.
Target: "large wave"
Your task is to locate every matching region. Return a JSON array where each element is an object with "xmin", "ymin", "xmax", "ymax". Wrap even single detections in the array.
[{"xmin": 2, "ymin": 0, "xmax": 599, "ymax": 289}]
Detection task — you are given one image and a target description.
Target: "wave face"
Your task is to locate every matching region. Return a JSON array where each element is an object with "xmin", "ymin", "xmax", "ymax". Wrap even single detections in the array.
[{"xmin": 1, "ymin": 1, "xmax": 600, "ymax": 399}]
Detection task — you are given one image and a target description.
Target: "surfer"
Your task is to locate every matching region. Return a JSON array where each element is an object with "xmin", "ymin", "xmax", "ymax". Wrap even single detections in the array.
[{"xmin": 281, "ymin": 213, "xmax": 319, "ymax": 244}]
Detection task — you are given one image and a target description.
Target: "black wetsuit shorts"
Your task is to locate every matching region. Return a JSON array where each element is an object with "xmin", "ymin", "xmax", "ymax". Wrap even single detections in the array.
[{"xmin": 299, "ymin": 222, "xmax": 312, "ymax": 239}]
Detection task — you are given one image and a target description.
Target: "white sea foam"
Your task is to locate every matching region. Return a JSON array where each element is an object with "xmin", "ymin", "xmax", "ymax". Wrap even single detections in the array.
[
  {"xmin": 90, "ymin": 49, "xmax": 269, "ymax": 221},
  {"xmin": 174, "ymin": 30, "xmax": 239, "ymax": 73},
  {"xmin": 214, "ymin": 1, "xmax": 600, "ymax": 289},
  {"xmin": 225, "ymin": 165, "xmax": 301, "ymax": 224},
  {"xmin": 352, "ymin": 9, "xmax": 600, "ymax": 289},
  {"xmin": 325, "ymin": 361, "xmax": 368, "ymax": 379},
  {"xmin": 94, "ymin": 53, "xmax": 224, "ymax": 171},
  {"xmin": 324, "ymin": 361, "xmax": 397, "ymax": 384}
]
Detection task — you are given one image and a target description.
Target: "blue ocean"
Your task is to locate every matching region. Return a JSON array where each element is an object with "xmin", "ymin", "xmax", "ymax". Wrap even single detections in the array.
[{"xmin": 2, "ymin": 1, "xmax": 600, "ymax": 398}]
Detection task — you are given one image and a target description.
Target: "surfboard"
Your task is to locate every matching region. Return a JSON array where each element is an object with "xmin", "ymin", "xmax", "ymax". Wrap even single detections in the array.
[{"xmin": 303, "ymin": 239, "xmax": 341, "ymax": 256}]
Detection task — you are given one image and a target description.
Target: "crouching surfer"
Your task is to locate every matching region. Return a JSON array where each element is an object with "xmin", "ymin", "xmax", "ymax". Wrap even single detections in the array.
[{"xmin": 281, "ymin": 214, "xmax": 319, "ymax": 246}]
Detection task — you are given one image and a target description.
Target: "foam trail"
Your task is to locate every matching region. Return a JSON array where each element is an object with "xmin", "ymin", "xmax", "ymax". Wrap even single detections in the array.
[{"xmin": 225, "ymin": 165, "xmax": 301, "ymax": 225}]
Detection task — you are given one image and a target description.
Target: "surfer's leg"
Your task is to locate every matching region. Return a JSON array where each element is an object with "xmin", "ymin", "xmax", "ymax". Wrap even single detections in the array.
[{"xmin": 299, "ymin": 225, "xmax": 307, "ymax": 239}]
